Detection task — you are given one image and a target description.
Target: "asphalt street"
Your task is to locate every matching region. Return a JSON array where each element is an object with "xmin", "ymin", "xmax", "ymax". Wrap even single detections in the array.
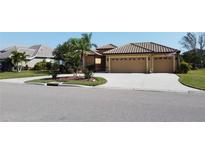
[{"xmin": 0, "ymin": 82, "xmax": 205, "ymax": 122}]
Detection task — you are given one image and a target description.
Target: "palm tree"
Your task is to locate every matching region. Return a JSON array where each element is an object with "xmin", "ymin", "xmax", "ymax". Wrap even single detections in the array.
[
  {"xmin": 70, "ymin": 33, "xmax": 97, "ymax": 69},
  {"xmin": 10, "ymin": 51, "xmax": 27, "ymax": 72},
  {"xmin": 80, "ymin": 33, "xmax": 97, "ymax": 69}
]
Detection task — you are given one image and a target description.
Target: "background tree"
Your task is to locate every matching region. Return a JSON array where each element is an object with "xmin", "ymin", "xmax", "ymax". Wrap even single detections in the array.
[
  {"xmin": 198, "ymin": 33, "xmax": 205, "ymax": 50},
  {"xmin": 10, "ymin": 51, "xmax": 27, "ymax": 72},
  {"xmin": 180, "ymin": 33, "xmax": 197, "ymax": 50},
  {"xmin": 180, "ymin": 32, "xmax": 205, "ymax": 68}
]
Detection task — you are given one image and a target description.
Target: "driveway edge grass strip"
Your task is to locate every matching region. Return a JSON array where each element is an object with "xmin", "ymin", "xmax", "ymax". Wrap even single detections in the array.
[
  {"xmin": 178, "ymin": 78, "xmax": 205, "ymax": 91},
  {"xmin": 26, "ymin": 77, "xmax": 107, "ymax": 87},
  {"xmin": 177, "ymin": 68, "xmax": 205, "ymax": 91},
  {"xmin": 0, "ymin": 70, "xmax": 49, "ymax": 79}
]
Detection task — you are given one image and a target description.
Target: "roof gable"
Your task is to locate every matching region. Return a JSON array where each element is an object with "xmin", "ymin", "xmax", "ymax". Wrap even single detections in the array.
[
  {"xmin": 0, "ymin": 44, "xmax": 54, "ymax": 59},
  {"xmin": 104, "ymin": 42, "xmax": 180, "ymax": 54},
  {"xmin": 96, "ymin": 44, "xmax": 117, "ymax": 50}
]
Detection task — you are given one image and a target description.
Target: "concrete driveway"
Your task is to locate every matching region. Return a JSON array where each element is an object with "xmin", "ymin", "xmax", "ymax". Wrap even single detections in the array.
[{"xmin": 96, "ymin": 73, "xmax": 200, "ymax": 92}]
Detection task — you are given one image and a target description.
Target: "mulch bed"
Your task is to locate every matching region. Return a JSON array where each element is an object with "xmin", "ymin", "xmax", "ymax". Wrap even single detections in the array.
[{"xmin": 44, "ymin": 76, "xmax": 96, "ymax": 82}]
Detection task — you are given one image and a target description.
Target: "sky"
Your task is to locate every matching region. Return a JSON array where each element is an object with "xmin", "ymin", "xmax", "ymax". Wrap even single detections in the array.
[{"xmin": 0, "ymin": 32, "xmax": 187, "ymax": 51}]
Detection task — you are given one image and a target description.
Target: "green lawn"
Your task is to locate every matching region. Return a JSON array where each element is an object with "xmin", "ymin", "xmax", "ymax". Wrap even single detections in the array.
[
  {"xmin": 26, "ymin": 77, "xmax": 107, "ymax": 86},
  {"xmin": 178, "ymin": 68, "xmax": 205, "ymax": 90},
  {"xmin": 0, "ymin": 70, "xmax": 49, "ymax": 79}
]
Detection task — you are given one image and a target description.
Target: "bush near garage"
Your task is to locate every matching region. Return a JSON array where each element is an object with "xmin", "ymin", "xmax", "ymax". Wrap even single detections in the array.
[{"xmin": 179, "ymin": 61, "xmax": 192, "ymax": 74}]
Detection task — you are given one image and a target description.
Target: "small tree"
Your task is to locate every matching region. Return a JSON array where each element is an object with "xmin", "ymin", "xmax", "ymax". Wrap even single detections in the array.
[
  {"xmin": 10, "ymin": 51, "xmax": 27, "ymax": 72},
  {"xmin": 64, "ymin": 50, "xmax": 81, "ymax": 76}
]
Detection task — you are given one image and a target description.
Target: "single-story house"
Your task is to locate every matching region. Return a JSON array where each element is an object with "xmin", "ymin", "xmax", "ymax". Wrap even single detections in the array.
[
  {"xmin": 0, "ymin": 45, "xmax": 54, "ymax": 68},
  {"xmin": 85, "ymin": 42, "xmax": 180, "ymax": 73},
  {"xmin": 85, "ymin": 44, "xmax": 117, "ymax": 72}
]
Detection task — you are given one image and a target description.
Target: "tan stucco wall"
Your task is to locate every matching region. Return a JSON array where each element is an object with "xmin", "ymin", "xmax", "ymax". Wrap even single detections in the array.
[
  {"xmin": 106, "ymin": 53, "xmax": 177, "ymax": 73},
  {"xmin": 85, "ymin": 56, "xmax": 95, "ymax": 66}
]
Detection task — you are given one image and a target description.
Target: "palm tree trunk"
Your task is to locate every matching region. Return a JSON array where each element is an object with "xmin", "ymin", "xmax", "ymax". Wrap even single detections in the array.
[
  {"xmin": 83, "ymin": 55, "xmax": 85, "ymax": 69},
  {"xmin": 81, "ymin": 51, "xmax": 85, "ymax": 70}
]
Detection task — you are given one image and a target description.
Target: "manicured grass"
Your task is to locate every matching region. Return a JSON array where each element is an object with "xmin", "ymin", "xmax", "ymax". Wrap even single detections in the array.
[
  {"xmin": 26, "ymin": 77, "xmax": 107, "ymax": 86},
  {"xmin": 178, "ymin": 68, "xmax": 205, "ymax": 90},
  {"xmin": 0, "ymin": 70, "xmax": 49, "ymax": 79}
]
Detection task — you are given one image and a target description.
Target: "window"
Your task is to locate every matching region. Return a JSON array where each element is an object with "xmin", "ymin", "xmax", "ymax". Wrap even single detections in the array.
[{"xmin": 95, "ymin": 58, "xmax": 101, "ymax": 64}]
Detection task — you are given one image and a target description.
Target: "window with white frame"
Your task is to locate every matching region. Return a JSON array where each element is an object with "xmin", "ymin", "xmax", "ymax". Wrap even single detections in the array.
[{"xmin": 95, "ymin": 58, "xmax": 101, "ymax": 64}]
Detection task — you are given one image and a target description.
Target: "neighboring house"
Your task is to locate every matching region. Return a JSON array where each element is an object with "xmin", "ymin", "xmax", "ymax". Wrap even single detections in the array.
[
  {"xmin": 0, "ymin": 45, "xmax": 54, "ymax": 68},
  {"xmin": 85, "ymin": 42, "xmax": 180, "ymax": 73}
]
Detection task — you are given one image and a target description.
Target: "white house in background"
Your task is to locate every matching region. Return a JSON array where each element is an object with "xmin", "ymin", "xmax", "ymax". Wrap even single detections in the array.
[{"xmin": 0, "ymin": 45, "xmax": 54, "ymax": 68}]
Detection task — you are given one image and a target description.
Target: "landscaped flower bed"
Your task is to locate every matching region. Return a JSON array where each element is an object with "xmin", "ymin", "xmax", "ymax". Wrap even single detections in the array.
[
  {"xmin": 54, "ymin": 76, "xmax": 96, "ymax": 82},
  {"xmin": 26, "ymin": 76, "xmax": 107, "ymax": 86}
]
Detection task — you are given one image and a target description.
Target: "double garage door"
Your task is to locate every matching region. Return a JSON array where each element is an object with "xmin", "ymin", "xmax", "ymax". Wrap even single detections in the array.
[
  {"xmin": 110, "ymin": 57, "xmax": 146, "ymax": 73},
  {"xmin": 110, "ymin": 57, "xmax": 173, "ymax": 73}
]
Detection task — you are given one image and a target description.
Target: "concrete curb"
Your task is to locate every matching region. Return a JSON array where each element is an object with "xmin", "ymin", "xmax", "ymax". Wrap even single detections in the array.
[
  {"xmin": 60, "ymin": 83, "xmax": 92, "ymax": 88},
  {"xmin": 26, "ymin": 82, "xmax": 92, "ymax": 88},
  {"xmin": 26, "ymin": 82, "xmax": 47, "ymax": 86},
  {"xmin": 25, "ymin": 82, "xmax": 205, "ymax": 94}
]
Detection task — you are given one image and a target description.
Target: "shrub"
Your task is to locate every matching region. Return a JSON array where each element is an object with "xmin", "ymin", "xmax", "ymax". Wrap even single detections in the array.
[
  {"xmin": 58, "ymin": 64, "xmax": 74, "ymax": 74},
  {"xmin": 179, "ymin": 61, "xmax": 191, "ymax": 74},
  {"xmin": 83, "ymin": 68, "xmax": 93, "ymax": 79},
  {"xmin": 86, "ymin": 65, "xmax": 95, "ymax": 71},
  {"xmin": 33, "ymin": 60, "xmax": 51, "ymax": 70},
  {"xmin": 49, "ymin": 62, "xmax": 60, "ymax": 79},
  {"xmin": 191, "ymin": 66, "xmax": 199, "ymax": 70},
  {"xmin": 0, "ymin": 58, "xmax": 13, "ymax": 72},
  {"xmin": 24, "ymin": 65, "xmax": 29, "ymax": 70}
]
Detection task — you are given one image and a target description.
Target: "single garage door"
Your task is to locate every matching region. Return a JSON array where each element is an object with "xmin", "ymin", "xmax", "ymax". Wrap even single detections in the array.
[
  {"xmin": 154, "ymin": 57, "xmax": 173, "ymax": 73},
  {"xmin": 110, "ymin": 57, "xmax": 146, "ymax": 73}
]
